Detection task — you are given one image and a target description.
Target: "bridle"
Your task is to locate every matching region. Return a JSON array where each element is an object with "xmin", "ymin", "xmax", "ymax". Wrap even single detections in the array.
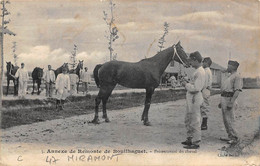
[{"xmin": 172, "ymin": 44, "xmax": 188, "ymax": 67}]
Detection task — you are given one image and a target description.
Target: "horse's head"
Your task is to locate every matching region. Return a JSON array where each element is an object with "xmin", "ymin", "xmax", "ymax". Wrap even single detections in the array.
[
  {"xmin": 38, "ymin": 68, "xmax": 44, "ymax": 78},
  {"xmin": 78, "ymin": 60, "xmax": 84, "ymax": 69},
  {"xmin": 6, "ymin": 62, "xmax": 12, "ymax": 71},
  {"xmin": 172, "ymin": 41, "xmax": 190, "ymax": 68}
]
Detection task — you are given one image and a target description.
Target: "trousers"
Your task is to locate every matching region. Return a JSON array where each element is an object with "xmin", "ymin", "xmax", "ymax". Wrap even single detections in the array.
[
  {"xmin": 185, "ymin": 92, "xmax": 203, "ymax": 143},
  {"xmin": 18, "ymin": 80, "xmax": 27, "ymax": 97},
  {"xmin": 221, "ymin": 96, "xmax": 238, "ymax": 140},
  {"xmin": 201, "ymin": 88, "xmax": 210, "ymax": 118}
]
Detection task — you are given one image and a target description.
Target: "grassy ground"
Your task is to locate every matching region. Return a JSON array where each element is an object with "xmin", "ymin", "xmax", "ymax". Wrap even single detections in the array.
[{"xmin": 1, "ymin": 89, "xmax": 220, "ymax": 129}]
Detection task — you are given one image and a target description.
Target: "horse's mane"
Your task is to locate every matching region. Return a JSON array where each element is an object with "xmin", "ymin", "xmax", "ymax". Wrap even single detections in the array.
[{"xmin": 139, "ymin": 47, "xmax": 173, "ymax": 63}]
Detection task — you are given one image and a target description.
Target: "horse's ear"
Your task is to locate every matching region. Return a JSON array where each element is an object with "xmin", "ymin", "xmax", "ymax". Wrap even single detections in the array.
[{"xmin": 177, "ymin": 41, "xmax": 181, "ymax": 45}]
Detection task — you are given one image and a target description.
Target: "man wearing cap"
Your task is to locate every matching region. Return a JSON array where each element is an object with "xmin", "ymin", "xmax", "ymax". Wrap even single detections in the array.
[
  {"xmin": 181, "ymin": 51, "xmax": 205, "ymax": 149},
  {"xmin": 219, "ymin": 60, "xmax": 242, "ymax": 144},
  {"xmin": 55, "ymin": 67, "xmax": 70, "ymax": 110},
  {"xmin": 15, "ymin": 63, "xmax": 29, "ymax": 99},
  {"xmin": 81, "ymin": 67, "xmax": 91, "ymax": 95},
  {"xmin": 43, "ymin": 65, "xmax": 56, "ymax": 98},
  {"xmin": 201, "ymin": 57, "xmax": 213, "ymax": 130}
]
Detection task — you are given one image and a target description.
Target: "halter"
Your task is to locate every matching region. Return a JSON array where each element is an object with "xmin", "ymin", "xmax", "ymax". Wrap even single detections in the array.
[{"xmin": 172, "ymin": 44, "xmax": 187, "ymax": 66}]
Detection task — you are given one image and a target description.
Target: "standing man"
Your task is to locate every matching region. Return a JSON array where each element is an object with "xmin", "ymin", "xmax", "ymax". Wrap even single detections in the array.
[
  {"xmin": 15, "ymin": 63, "xmax": 29, "ymax": 99},
  {"xmin": 55, "ymin": 67, "xmax": 70, "ymax": 110},
  {"xmin": 219, "ymin": 60, "xmax": 242, "ymax": 144},
  {"xmin": 43, "ymin": 65, "xmax": 56, "ymax": 98},
  {"xmin": 81, "ymin": 67, "xmax": 91, "ymax": 95},
  {"xmin": 201, "ymin": 57, "xmax": 213, "ymax": 130},
  {"xmin": 181, "ymin": 51, "xmax": 205, "ymax": 149}
]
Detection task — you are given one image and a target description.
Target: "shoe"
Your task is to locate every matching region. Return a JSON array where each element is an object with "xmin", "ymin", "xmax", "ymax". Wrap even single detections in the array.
[
  {"xmin": 219, "ymin": 137, "xmax": 231, "ymax": 142},
  {"xmin": 227, "ymin": 139, "xmax": 239, "ymax": 145},
  {"xmin": 183, "ymin": 144, "xmax": 200, "ymax": 149},
  {"xmin": 181, "ymin": 137, "xmax": 192, "ymax": 145},
  {"xmin": 201, "ymin": 118, "xmax": 208, "ymax": 130}
]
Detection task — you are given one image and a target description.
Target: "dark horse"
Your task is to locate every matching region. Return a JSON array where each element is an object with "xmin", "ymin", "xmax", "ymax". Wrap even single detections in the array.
[
  {"xmin": 6, "ymin": 62, "xmax": 19, "ymax": 96},
  {"xmin": 54, "ymin": 63, "xmax": 69, "ymax": 77},
  {"xmin": 31, "ymin": 67, "xmax": 44, "ymax": 95},
  {"xmin": 90, "ymin": 41, "xmax": 190, "ymax": 126},
  {"xmin": 69, "ymin": 60, "xmax": 84, "ymax": 93}
]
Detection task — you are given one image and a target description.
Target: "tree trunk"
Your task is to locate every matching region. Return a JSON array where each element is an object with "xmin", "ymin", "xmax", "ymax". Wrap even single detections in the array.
[{"xmin": 0, "ymin": 33, "xmax": 3, "ymax": 117}]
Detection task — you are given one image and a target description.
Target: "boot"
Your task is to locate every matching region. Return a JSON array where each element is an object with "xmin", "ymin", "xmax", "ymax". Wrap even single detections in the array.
[
  {"xmin": 201, "ymin": 117, "xmax": 208, "ymax": 130},
  {"xmin": 56, "ymin": 100, "xmax": 60, "ymax": 109}
]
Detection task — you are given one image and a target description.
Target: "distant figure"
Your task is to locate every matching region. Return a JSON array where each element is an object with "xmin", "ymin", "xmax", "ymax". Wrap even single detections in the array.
[
  {"xmin": 200, "ymin": 57, "xmax": 213, "ymax": 130},
  {"xmin": 43, "ymin": 65, "xmax": 56, "ymax": 98},
  {"xmin": 168, "ymin": 75, "xmax": 177, "ymax": 89},
  {"xmin": 15, "ymin": 63, "xmax": 29, "ymax": 99},
  {"xmin": 69, "ymin": 69, "xmax": 79, "ymax": 95},
  {"xmin": 219, "ymin": 60, "xmax": 242, "ymax": 145},
  {"xmin": 55, "ymin": 68, "xmax": 70, "ymax": 110},
  {"xmin": 81, "ymin": 67, "xmax": 91, "ymax": 95}
]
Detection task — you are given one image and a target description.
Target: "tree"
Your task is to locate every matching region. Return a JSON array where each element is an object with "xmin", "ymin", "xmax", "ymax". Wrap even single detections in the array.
[
  {"xmin": 12, "ymin": 41, "xmax": 18, "ymax": 66},
  {"xmin": 103, "ymin": 0, "xmax": 119, "ymax": 61},
  {"xmin": 69, "ymin": 44, "xmax": 77, "ymax": 70},
  {"xmin": 158, "ymin": 22, "xmax": 169, "ymax": 89},
  {"xmin": 158, "ymin": 22, "xmax": 169, "ymax": 52},
  {"xmin": 0, "ymin": 0, "xmax": 15, "ymax": 109}
]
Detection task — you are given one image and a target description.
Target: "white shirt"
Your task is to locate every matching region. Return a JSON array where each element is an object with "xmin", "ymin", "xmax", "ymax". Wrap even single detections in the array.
[
  {"xmin": 81, "ymin": 71, "xmax": 91, "ymax": 83},
  {"xmin": 204, "ymin": 67, "xmax": 212, "ymax": 89},
  {"xmin": 55, "ymin": 73, "xmax": 70, "ymax": 91},
  {"xmin": 185, "ymin": 66, "xmax": 206, "ymax": 93},
  {"xmin": 43, "ymin": 70, "xmax": 56, "ymax": 83},
  {"xmin": 15, "ymin": 68, "xmax": 29, "ymax": 82}
]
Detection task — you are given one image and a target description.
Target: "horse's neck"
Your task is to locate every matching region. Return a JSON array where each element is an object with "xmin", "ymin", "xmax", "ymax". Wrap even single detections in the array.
[{"xmin": 149, "ymin": 47, "xmax": 174, "ymax": 75}]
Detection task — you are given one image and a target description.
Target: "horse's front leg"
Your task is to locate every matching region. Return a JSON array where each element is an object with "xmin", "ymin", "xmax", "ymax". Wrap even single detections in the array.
[
  {"xmin": 31, "ymin": 80, "xmax": 35, "ymax": 95},
  {"xmin": 6, "ymin": 79, "xmax": 10, "ymax": 96},
  {"xmin": 142, "ymin": 88, "xmax": 154, "ymax": 126}
]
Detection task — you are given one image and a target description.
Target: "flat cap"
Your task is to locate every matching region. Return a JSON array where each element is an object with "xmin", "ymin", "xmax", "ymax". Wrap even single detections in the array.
[
  {"xmin": 189, "ymin": 51, "xmax": 202, "ymax": 62},
  {"xmin": 228, "ymin": 60, "xmax": 239, "ymax": 68}
]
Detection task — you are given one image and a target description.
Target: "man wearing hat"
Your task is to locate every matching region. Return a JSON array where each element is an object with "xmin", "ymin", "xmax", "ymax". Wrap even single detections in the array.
[
  {"xmin": 181, "ymin": 51, "xmax": 205, "ymax": 149},
  {"xmin": 81, "ymin": 67, "xmax": 91, "ymax": 95},
  {"xmin": 201, "ymin": 57, "xmax": 213, "ymax": 130},
  {"xmin": 219, "ymin": 60, "xmax": 242, "ymax": 144},
  {"xmin": 55, "ymin": 67, "xmax": 70, "ymax": 110},
  {"xmin": 15, "ymin": 63, "xmax": 29, "ymax": 99}
]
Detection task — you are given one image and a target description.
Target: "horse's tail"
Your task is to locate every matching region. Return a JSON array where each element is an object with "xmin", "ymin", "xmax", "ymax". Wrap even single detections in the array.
[{"xmin": 93, "ymin": 64, "xmax": 102, "ymax": 88}]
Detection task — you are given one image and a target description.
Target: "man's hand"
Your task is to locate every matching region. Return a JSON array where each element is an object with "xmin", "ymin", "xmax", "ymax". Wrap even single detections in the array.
[
  {"xmin": 218, "ymin": 103, "xmax": 221, "ymax": 109},
  {"xmin": 227, "ymin": 101, "xmax": 234, "ymax": 110}
]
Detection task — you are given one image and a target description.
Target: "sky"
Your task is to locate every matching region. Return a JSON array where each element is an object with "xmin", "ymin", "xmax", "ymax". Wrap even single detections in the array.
[{"xmin": 4, "ymin": 0, "xmax": 260, "ymax": 77}]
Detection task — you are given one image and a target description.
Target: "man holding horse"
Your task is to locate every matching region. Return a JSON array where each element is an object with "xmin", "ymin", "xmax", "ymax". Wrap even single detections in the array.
[
  {"xmin": 181, "ymin": 51, "xmax": 205, "ymax": 149},
  {"xmin": 15, "ymin": 63, "xmax": 29, "ymax": 99},
  {"xmin": 43, "ymin": 65, "xmax": 56, "ymax": 98}
]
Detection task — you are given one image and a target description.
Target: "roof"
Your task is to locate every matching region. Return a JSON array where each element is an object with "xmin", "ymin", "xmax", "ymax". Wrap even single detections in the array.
[{"xmin": 210, "ymin": 62, "xmax": 225, "ymax": 70}]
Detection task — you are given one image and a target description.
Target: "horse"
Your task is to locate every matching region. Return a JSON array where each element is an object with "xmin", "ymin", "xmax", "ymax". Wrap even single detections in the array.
[
  {"xmin": 31, "ymin": 67, "xmax": 44, "ymax": 95},
  {"xmin": 5, "ymin": 62, "xmax": 19, "ymax": 96},
  {"xmin": 90, "ymin": 41, "xmax": 190, "ymax": 126},
  {"xmin": 54, "ymin": 63, "xmax": 69, "ymax": 77}
]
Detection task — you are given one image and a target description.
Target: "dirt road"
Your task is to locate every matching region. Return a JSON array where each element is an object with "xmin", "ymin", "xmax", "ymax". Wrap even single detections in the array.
[{"xmin": 1, "ymin": 89, "xmax": 260, "ymax": 166}]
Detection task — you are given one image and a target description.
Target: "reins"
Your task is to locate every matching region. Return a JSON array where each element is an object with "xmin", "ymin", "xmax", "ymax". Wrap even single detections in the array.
[{"xmin": 172, "ymin": 44, "xmax": 186, "ymax": 66}]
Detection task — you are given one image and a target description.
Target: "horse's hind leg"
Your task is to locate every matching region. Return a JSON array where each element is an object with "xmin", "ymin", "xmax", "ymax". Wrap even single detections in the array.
[
  {"xmin": 101, "ymin": 84, "xmax": 116, "ymax": 122},
  {"xmin": 6, "ymin": 79, "xmax": 10, "ymax": 96}
]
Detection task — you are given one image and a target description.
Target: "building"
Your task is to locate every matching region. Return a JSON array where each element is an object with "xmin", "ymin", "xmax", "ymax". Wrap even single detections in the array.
[{"xmin": 164, "ymin": 61, "xmax": 225, "ymax": 87}]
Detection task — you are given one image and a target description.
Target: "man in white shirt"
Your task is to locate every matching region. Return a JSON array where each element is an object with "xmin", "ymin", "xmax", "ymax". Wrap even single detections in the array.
[
  {"xmin": 15, "ymin": 63, "xmax": 29, "ymax": 99},
  {"xmin": 181, "ymin": 51, "xmax": 205, "ymax": 149},
  {"xmin": 81, "ymin": 67, "xmax": 91, "ymax": 95},
  {"xmin": 201, "ymin": 57, "xmax": 213, "ymax": 130},
  {"xmin": 43, "ymin": 65, "xmax": 56, "ymax": 97},
  {"xmin": 55, "ymin": 67, "xmax": 70, "ymax": 110}
]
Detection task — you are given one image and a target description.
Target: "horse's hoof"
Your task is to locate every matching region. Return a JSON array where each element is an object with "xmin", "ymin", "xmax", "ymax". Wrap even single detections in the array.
[
  {"xmin": 105, "ymin": 118, "xmax": 110, "ymax": 123},
  {"xmin": 144, "ymin": 121, "xmax": 152, "ymax": 126},
  {"xmin": 88, "ymin": 118, "xmax": 100, "ymax": 124}
]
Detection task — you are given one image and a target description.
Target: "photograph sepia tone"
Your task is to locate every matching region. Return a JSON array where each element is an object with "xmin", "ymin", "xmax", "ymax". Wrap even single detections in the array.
[{"xmin": 0, "ymin": 0, "xmax": 260, "ymax": 165}]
